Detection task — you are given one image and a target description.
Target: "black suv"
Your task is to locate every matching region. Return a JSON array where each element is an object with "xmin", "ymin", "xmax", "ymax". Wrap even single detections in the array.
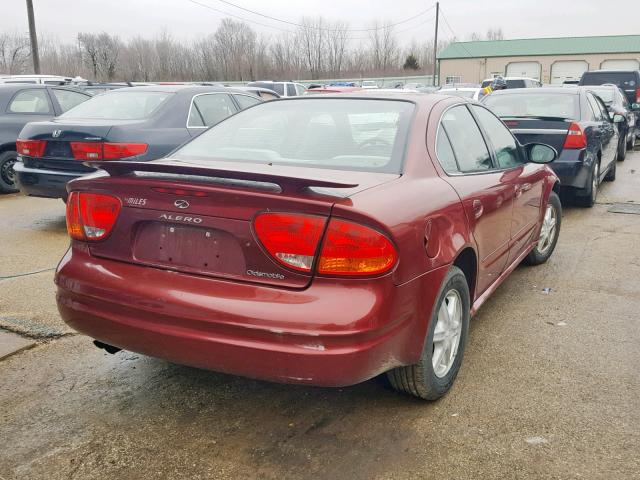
[{"xmin": 580, "ymin": 70, "xmax": 640, "ymax": 107}]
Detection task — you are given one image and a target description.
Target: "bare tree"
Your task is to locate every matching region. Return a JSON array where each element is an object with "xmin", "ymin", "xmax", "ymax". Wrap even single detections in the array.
[
  {"xmin": 298, "ymin": 17, "xmax": 327, "ymax": 79},
  {"xmin": 0, "ymin": 33, "xmax": 31, "ymax": 74},
  {"xmin": 368, "ymin": 21, "xmax": 399, "ymax": 75}
]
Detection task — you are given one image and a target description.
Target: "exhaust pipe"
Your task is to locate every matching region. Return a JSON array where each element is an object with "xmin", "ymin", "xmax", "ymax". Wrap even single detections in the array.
[{"xmin": 93, "ymin": 340, "xmax": 122, "ymax": 354}]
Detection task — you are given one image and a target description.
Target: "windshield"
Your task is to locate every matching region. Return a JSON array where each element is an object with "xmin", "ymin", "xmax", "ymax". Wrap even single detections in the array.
[
  {"xmin": 484, "ymin": 93, "xmax": 579, "ymax": 119},
  {"xmin": 172, "ymin": 98, "xmax": 415, "ymax": 173},
  {"xmin": 60, "ymin": 90, "xmax": 172, "ymax": 119},
  {"xmin": 441, "ymin": 90, "xmax": 476, "ymax": 99}
]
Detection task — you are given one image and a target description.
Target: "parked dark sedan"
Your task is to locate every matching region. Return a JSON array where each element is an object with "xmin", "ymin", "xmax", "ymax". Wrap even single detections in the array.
[
  {"xmin": 588, "ymin": 84, "xmax": 638, "ymax": 158},
  {"xmin": 0, "ymin": 84, "xmax": 90, "ymax": 192},
  {"xmin": 56, "ymin": 94, "xmax": 561, "ymax": 400},
  {"xmin": 483, "ymin": 87, "xmax": 620, "ymax": 207},
  {"xmin": 14, "ymin": 85, "xmax": 262, "ymax": 200}
]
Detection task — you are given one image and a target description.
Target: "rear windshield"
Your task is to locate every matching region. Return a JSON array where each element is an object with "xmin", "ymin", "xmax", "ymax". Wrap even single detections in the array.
[
  {"xmin": 506, "ymin": 80, "xmax": 526, "ymax": 88},
  {"xmin": 172, "ymin": 98, "xmax": 415, "ymax": 173},
  {"xmin": 484, "ymin": 93, "xmax": 579, "ymax": 120},
  {"xmin": 60, "ymin": 91, "xmax": 171, "ymax": 119},
  {"xmin": 581, "ymin": 72, "xmax": 637, "ymax": 89},
  {"xmin": 441, "ymin": 90, "xmax": 475, "ymax": 98}
]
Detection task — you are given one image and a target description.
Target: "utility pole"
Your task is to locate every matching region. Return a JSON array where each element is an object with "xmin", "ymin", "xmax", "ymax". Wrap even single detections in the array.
[
  {"xmin": 432, "ymin": 1, "xmax": 439, "ymax": 86},
  {"xmin": 26, "ymin": 0, "xmax": 40, "ymax": 74}
]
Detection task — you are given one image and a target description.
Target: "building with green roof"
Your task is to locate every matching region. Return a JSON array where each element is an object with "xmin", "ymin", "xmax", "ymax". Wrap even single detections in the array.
[{"xmin": 437, "ymin": 35, "xmax": 640, "ymax": 85}]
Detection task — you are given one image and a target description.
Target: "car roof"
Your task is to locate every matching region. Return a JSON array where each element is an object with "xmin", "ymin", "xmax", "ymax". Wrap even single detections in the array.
[
  {"xmin": 278, "ymin": 92, "xmax": 453, "ymax": 107},
  {"xmin": 101, "ymin": 85, "xmax": 246, "ymax": 95},
  {"xmin": 584, "ymin": 70, "xmax": 638, "ymax": 74},
  {"xmin": 490, "ymin": 86, "xmax": 580, "ymax": 95},
  {"xmin": 440, "ymin": 87, "xmax": 480, "ymax": 91}
]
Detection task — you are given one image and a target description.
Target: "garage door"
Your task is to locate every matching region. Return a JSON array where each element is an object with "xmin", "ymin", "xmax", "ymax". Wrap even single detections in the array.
[
  {"xmin": 506, "ymin": 62, "xmax": 541, "ymax": 80},
  {"xmin": 550, "ymin": 60, "xmax": 589, "ymax": 84},
  {"xmin": 600, "ymin": 59, "xmax": 640, "ymax": 70}
]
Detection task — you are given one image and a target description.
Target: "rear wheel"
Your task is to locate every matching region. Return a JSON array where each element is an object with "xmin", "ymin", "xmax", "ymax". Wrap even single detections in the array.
[
  {"xmin": 618, "ymin": 136, "xmax": 627, "ymax": 161},
  {"xmin": 524, "ymin": 191, "xmax": 561, "ymax": 266},
  {"xmin": 386, "ymin": 266, "xmax": 470, "ymax": 400},
  {"xmin": 604, "ymin": 158, "xmax": 617, "ymax": 181},
  {"xmin": 575, "ymin": 161, "xmax": 599, "ymax": 208},
  {"xmin": 0, "ymin": 151, "xmax": 18, "ymax": 193}
]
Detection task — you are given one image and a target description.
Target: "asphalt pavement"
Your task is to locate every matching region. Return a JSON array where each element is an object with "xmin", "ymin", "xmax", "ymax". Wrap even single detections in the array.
[{"xmin": 1, "ymin": 153, "xmax": 639, "ymax": 479}]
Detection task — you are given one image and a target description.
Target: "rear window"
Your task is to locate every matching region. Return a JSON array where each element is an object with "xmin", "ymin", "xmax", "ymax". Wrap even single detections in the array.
[
  {"xmin": 506, "ymin": 80, "xmax": 526, "ymax": 89},
  {"xmin": 581, "ymin": 72, "xmax": 637, "ymax": 89},
  {"xmin": 60, "ymin": 91, "xmax": 171, "ymax": 120},
  {"xmin": 484, "ymin": 93, "xmax": 579, "ymax": 120},
  {"xmin": 589, "ymin": 88, "xmax": 616, "ymax": 104},
  {"xmin": 172, "ymin": 98, "xmax": 415, "ymax": 173}
]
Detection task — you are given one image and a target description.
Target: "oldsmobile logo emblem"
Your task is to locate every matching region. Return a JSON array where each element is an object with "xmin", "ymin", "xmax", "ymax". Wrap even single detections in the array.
[{"xmin": 174, "ymin": 199, "xmax": 190, "ymax": 209}]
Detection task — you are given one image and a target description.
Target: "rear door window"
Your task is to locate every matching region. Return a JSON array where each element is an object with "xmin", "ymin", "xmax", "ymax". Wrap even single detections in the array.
[
  {"xmin": 587, "ymin": 93, "xmax": 605, "ymax": 121},
  {"xmin": 435, "ymin": 127, "xmax": 459, "ymax": 173},
  {"xmin": 233, "ymin": 94, "xmax": 261, "ymax": 110},
  {"xmin": 188, "ymin": 93, "xmax": 238, "ymax": 127},
  {"xmin": 8, "ymin": 89, "xmax": 52, "ymax": 114},
  {"xmin": 52, "ymin": 89, "xmax": 90, "ymax": 112},
  {"xmin": 286, "ymin": 84, "xmax": 296, "ymax": 96},
  {"xmin": 440, "ymin": 105, "xmax": 493, "ymax": 173},
  {"xmin": 471, "ymin": 105, "xmax": 523, "ymax": 169}
]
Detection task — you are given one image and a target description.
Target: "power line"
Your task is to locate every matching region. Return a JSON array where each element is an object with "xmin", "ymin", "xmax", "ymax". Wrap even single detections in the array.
[
  {"xmin": 188, "ymin": 0, "xmax": 437, "ymax": 40},
  {"xmin": 438, "ymin": 7, "xmax": 475, "ymax": 57},
  {"xmin": 211, "ymin": 0, "xmax": 436, "ymax": 32},
  {"xmin": 438, "ymin": 7, "xmax": 474, "ymax": 57}
]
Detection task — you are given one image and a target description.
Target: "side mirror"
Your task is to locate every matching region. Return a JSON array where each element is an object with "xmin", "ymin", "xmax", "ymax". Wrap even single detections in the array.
[
  {"xmin": 632, "ymin": 103, "xmax": 640, "ymax": 111},
  {"xmin": 526, "ymin": 143, "xmax": 557, "ymax": 164},
  {"xmin": 613, "ymin": 114, "xmax": 625, "ymax": 123}
]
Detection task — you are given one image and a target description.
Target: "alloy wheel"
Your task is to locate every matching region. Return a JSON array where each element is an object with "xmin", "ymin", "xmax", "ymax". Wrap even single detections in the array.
[
  {"xmin": 591, "ymin": 162, "xmax": 599, "ymax": 204},
  {"xmin": 536, "ymin": 203, "xmax": 557, "ymax": 255},
  {"xmin": 432, "ymin": 289, "xmax": 463, "ymax": 378}
]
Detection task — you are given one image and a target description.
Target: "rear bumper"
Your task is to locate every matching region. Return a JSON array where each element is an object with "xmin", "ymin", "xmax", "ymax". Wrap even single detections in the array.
[
  {"xmin": 55, "ymin": 247, "xmax": 447, "ymax": 387},
  {"xmin": 549, "ymin": 149, "xmax": 591, "ymax": 190},
  {"xmin": 14, "ymin": 161, "xmax": 84, "ymax": 199}
]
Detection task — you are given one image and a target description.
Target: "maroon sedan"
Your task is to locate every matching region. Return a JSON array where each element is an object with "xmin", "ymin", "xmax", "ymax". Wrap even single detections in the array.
[{"xmin": 56, "ymin": 94, "xmax": 561, "ymax": 400}]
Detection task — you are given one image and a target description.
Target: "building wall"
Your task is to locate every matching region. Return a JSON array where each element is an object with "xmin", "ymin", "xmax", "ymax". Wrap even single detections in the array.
[{"xmin": 439, "ymin": 53, "xmax": 640, "ymax": 84}]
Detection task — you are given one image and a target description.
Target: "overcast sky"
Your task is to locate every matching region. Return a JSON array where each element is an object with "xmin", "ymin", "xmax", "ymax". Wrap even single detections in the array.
[{"xmin": 2, "ymin": 0, "xmax": 636, "ymax": 45}]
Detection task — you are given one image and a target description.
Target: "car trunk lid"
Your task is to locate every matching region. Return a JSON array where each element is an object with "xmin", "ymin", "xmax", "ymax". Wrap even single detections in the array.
[
  {"xmin": 502, "ymin": 117, "xmax": 572, "ymax": 155},
  {"xmin": 73, "ymin": 159, "xmax": 398, "ymax": 289}
]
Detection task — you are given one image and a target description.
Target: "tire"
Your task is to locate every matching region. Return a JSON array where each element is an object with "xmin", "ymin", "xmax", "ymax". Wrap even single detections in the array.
[
  {"xmin": 618, "ymin": 136, "xmax": 627, "ymax": 161},
  {"xmin": 524, "ymin": 191, "xmax": 562, "ymax": 266},
  {"xmin": 386, "ymin": 266, "xmax": 470, "ymax": 400},
  {"xmin": 0, "ymin": 151, "xmax": 19, "ymax": 193},
  {"xmin": 574, "ymin": 160, "xmax": 599, "ymax": 208},
  {"xmin": 604, "ymin": 158, "xmax": 616, "ymax": 181}
]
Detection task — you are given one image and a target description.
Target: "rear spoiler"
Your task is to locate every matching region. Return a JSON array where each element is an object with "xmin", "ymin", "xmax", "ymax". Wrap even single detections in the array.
[{"xmin": 86, "ymin": 160, "xmax": 359, "ymax": 193}]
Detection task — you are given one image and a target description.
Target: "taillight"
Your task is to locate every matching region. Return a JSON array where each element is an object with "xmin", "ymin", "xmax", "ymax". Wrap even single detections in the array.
[
  {"xmin": 317, "ymin": 219, "xmax": 397, "ymax": 276},
  {"xmin": 103, "ymin": 143, "xmax": 147, "ymax": 159},
  {"xmin": 636, "ymin": 87, "xmax": 640, "ymax": 104},
  {"xmin": 254, "ymin": 213, "xmax": 326, "ymax": 272},
  {"xmin": 70, "ymin": 142, "xmax": 103, "ymax": 160},
  {"xmin": 563, "ymin": 122, "xmax": 587, "ymax": 149},
  {"xmin": 16, "ymin": 139, "xmax": 47, "ymax": 157},
  {"xmin": 253, "ymin": 213, "xmax": 397, "ymax": 276},
  {"xmin": 66, "ymin": 192, "xmax": 121, "ymax": 241},
  {"xmin": 70, "ymin": 142, "xmax": 148, "ymax": 161}
]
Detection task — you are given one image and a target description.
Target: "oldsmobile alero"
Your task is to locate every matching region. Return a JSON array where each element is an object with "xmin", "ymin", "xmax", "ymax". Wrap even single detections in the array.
[{"xmin": 55, "ymin": 94, "xmax": 561, "ymax": 399}]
